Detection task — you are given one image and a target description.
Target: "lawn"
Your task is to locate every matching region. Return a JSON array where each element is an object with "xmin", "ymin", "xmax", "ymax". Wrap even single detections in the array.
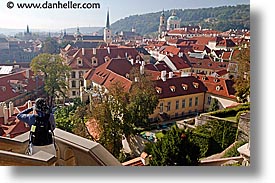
[{"xmin": 222, "ymin": 116, "xmax": 236, "ymax": 121}]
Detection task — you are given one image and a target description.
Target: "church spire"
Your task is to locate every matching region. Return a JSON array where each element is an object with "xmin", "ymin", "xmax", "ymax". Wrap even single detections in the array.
[
  {"xmin": 27, "ymin": 25, "xmax": 30, "ymax": 34},
  {"xmin": 106, "ymin": 9, "xmax": 110, "ymax": 29}
]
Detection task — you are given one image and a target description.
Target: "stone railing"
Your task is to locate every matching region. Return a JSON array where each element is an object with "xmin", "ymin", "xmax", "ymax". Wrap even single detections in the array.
[
  {"xmin": 199, "ymin": 156, "xmax": 243, "ymax": 166},
  {"xmin": 0, "ymin": 128, "xmax": 121, "ymax": 166}
]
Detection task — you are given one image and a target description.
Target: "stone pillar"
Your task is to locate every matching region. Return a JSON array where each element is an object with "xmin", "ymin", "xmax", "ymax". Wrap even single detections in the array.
[
  {"xmin": 9, "ymin": 101, "xmax": 14, "ymax": 117},
  {"xmin": 0, "ymin": 102, "xmax": 4, "ymax": 117},
  {"xmin": 3, "ymin": 106, "xmax": 8, "ymax": 125}
]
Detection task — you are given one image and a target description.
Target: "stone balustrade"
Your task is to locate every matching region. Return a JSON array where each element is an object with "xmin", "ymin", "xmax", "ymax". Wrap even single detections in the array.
[{"xmin": 0, "ymin": 128, "xmax": 121, "ymax": 166}]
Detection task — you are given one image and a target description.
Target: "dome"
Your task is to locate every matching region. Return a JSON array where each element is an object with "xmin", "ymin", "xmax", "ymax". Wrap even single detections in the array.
[{"xmin": 167, "ymin": 15, "xmax": 179, "ymax": 22}]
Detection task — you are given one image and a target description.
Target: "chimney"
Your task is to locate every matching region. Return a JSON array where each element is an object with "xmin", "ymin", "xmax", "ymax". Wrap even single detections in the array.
[
  {"xmin": 141, "ymin": 61, "xmax": 145, "ymax": 66},
  {"xmin": 82, "ymin": 48, "xmax": 85, "ymax": 56},
  {"xmin": 93, "ymin": 48, "xmax": 96, "ymax": 55},
  {"xmin": 169, "ymin": 72, "xmax": 173, "ymax": 78},
  {"xmin": 107, "ymin": 47, "xmax": 110, "ymax": 54},
  {"xmin": 27, "ymin": 100, "xmax": 32, "ymax": 108},
  {"xmin": 9, "ymin": 101, "xmax": 14, "ymax": 117},
  {"xmin": 129, "ymin": 58, "xmax": 134, "ymax": 65},
  {"xmin": 140, "ymin": 65, "xmax": 145, "ymax": 75},
  {"xmin": 161, "ymin": 70, "xmax": 166, "ymax": 81},
  {"xmin": 0, "ymin": 102, "xmax": 4, "ymax": 117},
  {"xmin": 26, "ymin": 69, "xmax": 30, "ymax": 79},
  {"xmin": 3, "ymin": 106, "xmax": 8, "ymax": 125}
]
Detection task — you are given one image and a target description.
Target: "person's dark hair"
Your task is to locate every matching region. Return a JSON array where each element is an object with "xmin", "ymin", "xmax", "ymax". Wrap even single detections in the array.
[{"xmin": 35, "ymin": 98, "xmax": 49, "ymax": 113}]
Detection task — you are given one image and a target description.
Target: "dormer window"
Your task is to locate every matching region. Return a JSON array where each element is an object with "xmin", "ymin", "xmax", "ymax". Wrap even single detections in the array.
[
  {"xmin": 214, "ymin": 78, "xmax": 219, "ymax": 83},
  {"xmin": 77, "ymin": 58, "xmax": 83, "ymax": 66},
  {"xmin": 156, "ymin": 87, "xmax": 162, "ymax": 94},
  {"xmin": 91, "ymin": 57, "xmax": 98, "ymax": 66},
  {"xmin": 202, "ymin": 76, "xmax": 206, "ymax": 81},
  {"xmin": 1, "ymin": 86, "xmax": 6, "ymax": 92},
  {"xmin": 104, "ymin": 56, "xmax": 110, "ymax": 62},
  {"xmin": 216, "ymin": 85, "xmax": 221, "ymax": 91},
  {"xmin": 193, "ymin": 82, "xmax": 199, "ymax": 88},
  {"xmin": 182, "ymin": 84, "xmax": 188, "ymax": 90},
  {"xmin": 170, "ymin": 86, "xmax": 176, "ymax": 92}
]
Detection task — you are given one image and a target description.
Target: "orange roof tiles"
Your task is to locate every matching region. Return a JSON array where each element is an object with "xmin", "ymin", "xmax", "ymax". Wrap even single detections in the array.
[
  {"xmin": 154, "ymin": 76, "xmax": 207, "ymax": 99},
  {"xmin": 0, "ymin": 69, "xmax": 44, "ymax": 102}
]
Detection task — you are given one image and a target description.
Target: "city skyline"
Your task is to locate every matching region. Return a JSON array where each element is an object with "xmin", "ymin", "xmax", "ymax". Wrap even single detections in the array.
[{"xmin": 0, "ymin": 0, "xmax": 249, "ymax": 31}]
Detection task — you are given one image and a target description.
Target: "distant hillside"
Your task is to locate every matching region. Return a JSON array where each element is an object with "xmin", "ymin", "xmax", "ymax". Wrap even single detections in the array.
[{"xmin": 110, "ymin": 4, "xmax": 250, "ymax": 36}]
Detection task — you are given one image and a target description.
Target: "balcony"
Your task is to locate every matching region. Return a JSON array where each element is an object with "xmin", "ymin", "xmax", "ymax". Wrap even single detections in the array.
[{"xmin": 0, "ymin": 128, "xmax": 121, "ymax": 166}]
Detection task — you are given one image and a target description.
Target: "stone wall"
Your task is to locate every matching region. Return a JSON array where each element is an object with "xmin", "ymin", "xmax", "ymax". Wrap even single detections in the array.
[
  {"xmin": 0, "ymin": 128, "xmax": 121, "ymax": 166},
  {"xmin": 237, "ymin": 112, "xmax": 250, "ymax": 142}
]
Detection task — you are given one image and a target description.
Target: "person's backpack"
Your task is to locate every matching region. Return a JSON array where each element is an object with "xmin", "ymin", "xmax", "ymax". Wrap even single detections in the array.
[{"xmin": 29, "ymin": 114, "xmax": 53, "ymax": 146}]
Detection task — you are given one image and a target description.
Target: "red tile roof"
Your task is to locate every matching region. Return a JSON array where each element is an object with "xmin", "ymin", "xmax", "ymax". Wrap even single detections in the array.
[
  {"xmin": 154, "ymin": 76, "xmax": 207, "ymax": 99},
  {"xmin": 195, "ymin": 74, "xmax": 236, "ymax": 99},
  {"xmin": 167, "ymin": 55, "xmax": 191, "ymax": 70},
  {"xmin": 160, "ymin": 46, "xmax": 180, "ymax": 55},
  {"xmin": 190, "ymin": 37, "xmax": 216, "ymax": 45},
  {"xmin": 0, "ymin": 69, "xmax": 44, "ymax": 102},
  {"xmin": 89, "ymin": 58, "xmax": 133, "ymax": 92}
]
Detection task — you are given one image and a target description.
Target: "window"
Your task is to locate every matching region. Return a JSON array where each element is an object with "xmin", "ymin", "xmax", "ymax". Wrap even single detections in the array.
[
  {"xmin": 160, "ymin": 103, "xmax": 163, "ymax": 113},
  {"xmin": 182, "ymin": 99, "xmax": 186, "ymax": 108},
  {"xmin": 72, "ymin": 91, "xmax": 76, "ymax": 96},
  {"xmin": 189, "ymin": 98, "xmax": 192, "ymax": 107},
  {"xmin": 195, "ymin": 97, "xmax": 199, "ymax": 106},
  {"xmin": 71, "ymin": 71, "xmax": 76, "ymax": 78},
  {"xmin": 207, "ymin": 96, "xmax": 211, "ymax": 105},
  {"xmin": 167, "ymin": 102, "xmax": 171, "ymax": 112},
  {"xmin": 176, "ymin": 100, "xmax": 179, "ymax": 110},
  {"xmin": 71, "ymin": 80, "xmax": 76, "ymax": 88},
  {"xmin": 77, "ymin": 58, "xmax": 83, "ymax": 66},
  {"xmin": 79, "ymin": 71, "xmax": 83, "ymax": 78}
]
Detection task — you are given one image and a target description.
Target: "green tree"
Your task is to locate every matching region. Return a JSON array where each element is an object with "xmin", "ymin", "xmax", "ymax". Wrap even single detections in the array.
[
  {"xmin": 30, "ymin": 53, "xmax": 71, "ymax": 108},
  {"xmin": 233, "ymin": 47, "xmax": 250, "ymax": 103},
  {"xmin": 145, "ymin": 126, "xmax": 200, "ymax": 166},
  {"xmin": 128, "ymin": 67, "xmax": 159, "ymax": 128},
  {"xmin": 91, "ymin": 82, "xmax": 129, "ymax": 158},
  {"xmin": 208, "ymin": 98, "xmax": 220, "ymax": 112},
  {"xmin": 54, "ymin": 98, "xmax": 83, "ymax": 132}
]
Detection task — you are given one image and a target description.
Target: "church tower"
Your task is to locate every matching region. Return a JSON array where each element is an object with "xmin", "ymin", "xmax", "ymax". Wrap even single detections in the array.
[
  {"xmin": 167, "ymin": 10, "xmax": 181, "ymax": 31},
  {"xmin": 104, "ymin": 9, "xmax": 112, "ymax": 44},
  {"xmin": 159, "ymin": 9, "xmax": 166, "ymax": 35}
]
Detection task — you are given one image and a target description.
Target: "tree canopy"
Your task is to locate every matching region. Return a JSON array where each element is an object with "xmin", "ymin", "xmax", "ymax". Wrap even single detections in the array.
[
  {"xmin": 110, "ymin": 5, "xmax": 250, "ymax": 36},
  {"xmin": 233, "ymin": 47, "xmax": 250, "ymax": 103},
  {"xmin": 145, "ymin": 125, "xmax": 200, "ymax": 166},
  {"xmin": 30, "ymin": 53, "xmax": 71, "ymax": 108}
]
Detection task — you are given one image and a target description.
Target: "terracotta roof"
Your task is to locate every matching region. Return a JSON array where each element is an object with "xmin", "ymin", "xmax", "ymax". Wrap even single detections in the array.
[
  {"xmin": 167, "ymin": 55, "xmax": 191, "ymax": 70},
  {"xmin": 195, "ymin": 74, "xmax": 236, "ymax": 99},
  {"xmin": 89, "ymin": 58, "xmax": 133, "ymax": 92},
  {"xmin": 186, "ymin": 54, "xmax": 229, "ymax": 71},
  {"xmin": 160, "ymin": 46, "xmax": 180, "ymax": 55},
  {"xmin": 0, "ymin": 101, "xmax": 35, "ymax": 138},
  {"xmin": 154, "ymin": 76, "xmax": 207, "ymax": 99},
  {"xmin": 155, "ymin": 61, "xmax": 172, "ymax": 73},
  {"xmin": 221, "ymin": 51, "xmax": 232, "ymax": 60},
  {"xmin": 190, "ymin": 37, "xmax": 216, "ymax": 45},
  {"xmin": 215, "ymin": 69, "xmax": 228, "ymax": 77},
  {"xmin": 216, "ymin": 39, "xmax": 236, "ymax": 48},
  {"xmin": 0, "ymin": 69, "xmax": 44, "ymax": 102}
]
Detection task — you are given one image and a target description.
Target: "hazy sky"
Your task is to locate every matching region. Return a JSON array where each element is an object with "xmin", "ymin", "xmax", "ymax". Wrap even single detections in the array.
[{"xmin": 0, "ymin": 0, "xmax": 250, "ymax": 30}]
